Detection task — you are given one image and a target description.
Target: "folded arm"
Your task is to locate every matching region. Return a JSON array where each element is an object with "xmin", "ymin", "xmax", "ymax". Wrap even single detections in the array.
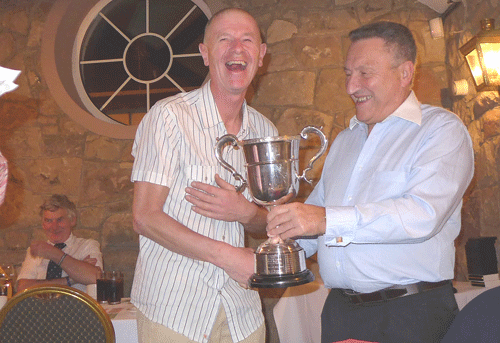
[{"xmin": 17, "ymin": 242, "xmax": 101, "ymax": 293}]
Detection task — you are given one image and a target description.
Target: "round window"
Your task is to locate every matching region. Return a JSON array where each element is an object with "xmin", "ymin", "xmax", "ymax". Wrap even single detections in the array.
[
  {"xmin": 74, "ymin": 0, "xmax": 209, "ymax": 126},
  {"xmin": 42, "ymin": 0, "xmax": 215, "ymax": 139}
]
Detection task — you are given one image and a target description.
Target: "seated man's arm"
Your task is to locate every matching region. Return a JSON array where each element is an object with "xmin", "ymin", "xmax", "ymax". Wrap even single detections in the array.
[
  {"xmin": 17, "ymin": 241, "xmax": 100, "ymax": 293},
  {"xmin": 17, "ymin": 276, "xmax": 70, "ymax": 292}
]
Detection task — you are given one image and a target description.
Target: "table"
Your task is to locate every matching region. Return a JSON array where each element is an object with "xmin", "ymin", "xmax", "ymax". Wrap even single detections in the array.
[
  {"xmin": 101, "ymin": 299, "xmax": 139, "ymax": 343},
  {"xmin": 273, "ymin": 280, "xmax": 499, "ymax": 343}
]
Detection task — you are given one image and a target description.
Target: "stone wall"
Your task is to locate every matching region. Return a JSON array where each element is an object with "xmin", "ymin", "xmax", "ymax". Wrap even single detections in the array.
[
  {"xmin": 445, "ymin": 1, "xmax": 500, "ymax": 280},
  {"xmin": 0, "ymin": 0, "xmax": 485, "ymax": 341}
]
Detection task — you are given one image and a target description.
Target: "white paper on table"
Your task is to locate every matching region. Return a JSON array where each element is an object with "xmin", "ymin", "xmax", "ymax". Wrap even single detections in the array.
[{"xmin": 0, "ymin": 66, "xmax": 21, "ymax": 97}]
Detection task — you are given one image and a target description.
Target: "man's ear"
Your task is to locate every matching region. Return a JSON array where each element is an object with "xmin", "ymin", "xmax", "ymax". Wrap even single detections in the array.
[
  {"xmin": 400, "ymin": 61, "xmax": 415, "ymax": 87},
  {"xmin": 199, "ymin": 43, "xmax": 209, "ymax": 67}
]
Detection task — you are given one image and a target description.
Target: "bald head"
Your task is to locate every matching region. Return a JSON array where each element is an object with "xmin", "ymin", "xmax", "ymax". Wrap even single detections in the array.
[{"xmin": 203, "ymin": 8, "xmax": 262, "ymax": 45}]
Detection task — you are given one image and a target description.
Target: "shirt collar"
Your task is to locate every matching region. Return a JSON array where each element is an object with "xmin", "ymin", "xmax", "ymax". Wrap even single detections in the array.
[
  {"xmin": 49, "ymin": 233, "xmax": 74, "ymax": 247},
  {"xmin": 349, "ymin": 90, "xmax": 421, "ymax": 130},
  {"xmin": 198, "ymin": 80, "xmax": 254, "ymax": 137}
]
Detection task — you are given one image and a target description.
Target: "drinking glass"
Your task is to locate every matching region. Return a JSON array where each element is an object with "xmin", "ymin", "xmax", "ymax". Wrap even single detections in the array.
[
  {"xmin": 107, "ymin": 271, "xmax": 124, "ymax": 305},
  {"xmin": 96, "ymin": 270, "xmax": 109, "ymax": 304}
]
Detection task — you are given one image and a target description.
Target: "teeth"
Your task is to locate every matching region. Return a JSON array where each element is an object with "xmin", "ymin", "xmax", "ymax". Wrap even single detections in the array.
[
  {"xmin": 226, "ymin": 61, "xmax": 247, "ymax": 66},
  {"xmin": 353, "ymin": 95, "xmax": 372, "ymax": 103}
]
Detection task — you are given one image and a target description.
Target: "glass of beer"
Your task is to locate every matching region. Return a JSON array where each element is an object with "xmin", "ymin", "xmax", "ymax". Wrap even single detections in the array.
[
  {"xmin": 107, "ymin": 271, "xmax": 124, "ymax": 305},
  {"xmin": 96, "ymin": 270, "xmax": 109, "ymax": 304}
]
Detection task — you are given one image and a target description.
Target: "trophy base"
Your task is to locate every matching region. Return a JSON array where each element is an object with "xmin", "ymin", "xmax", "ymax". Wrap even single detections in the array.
[{"xmin": 249, "ymin": 269, "xmax": 315, "ymax": 288}]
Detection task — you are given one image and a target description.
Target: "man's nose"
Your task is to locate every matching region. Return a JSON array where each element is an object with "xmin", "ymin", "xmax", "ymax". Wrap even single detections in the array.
[
  {"xmin": 46, "ymin": 221, "xmax": 58, "ymax": 230},
  {"xmin": 230, "ymin": 39, "xmax": 244, "ymax": 52},
  {"xmin": 345, "ymin": 75, "xmax": 359, "ymax": 95}
]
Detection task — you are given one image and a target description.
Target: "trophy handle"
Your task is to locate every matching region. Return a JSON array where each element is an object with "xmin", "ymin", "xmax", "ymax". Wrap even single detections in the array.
[
  {"xmin": 214, "ymin": 134, "xmax": 248, "ymax": 193},
  {"xmin": 298, "ymin": 126, "xmax": 328, "ymax": 184}
]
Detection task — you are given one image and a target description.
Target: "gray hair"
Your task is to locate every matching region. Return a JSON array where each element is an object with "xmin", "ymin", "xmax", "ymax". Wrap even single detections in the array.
[
  {"xmin": 349, "ymin": 21, "xmax": 417, "ymax": 65},
  {"xmin": 40, "ymin": 194, "xmax": 77, "ymax": 219}
]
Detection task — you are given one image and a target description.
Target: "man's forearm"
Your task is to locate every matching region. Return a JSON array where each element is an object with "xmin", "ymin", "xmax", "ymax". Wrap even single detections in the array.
[
  {"xmin": 17, "ymin": 278, "xmax": 68, "ymax": 293},
  {"xmin": 240, "ymin": 203, "xmax": 268, "ymax": 234},
  {"xmin": 60, "ymin": 254, "xmax": 100, "ymax": 285}
]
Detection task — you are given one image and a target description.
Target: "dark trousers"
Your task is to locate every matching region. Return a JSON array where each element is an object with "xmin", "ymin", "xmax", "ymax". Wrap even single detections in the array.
[{"xmin": 321, "ymin": 282, "xmax": 458, "ymax": 343}]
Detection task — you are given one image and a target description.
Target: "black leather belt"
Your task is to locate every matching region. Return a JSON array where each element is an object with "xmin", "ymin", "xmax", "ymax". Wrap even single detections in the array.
[{"xmin": 343, "ymin": 280, "xmax": 451, "ymax": 305}]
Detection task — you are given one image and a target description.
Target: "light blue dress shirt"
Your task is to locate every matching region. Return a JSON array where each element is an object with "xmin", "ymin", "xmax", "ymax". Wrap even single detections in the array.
[{"xmin": 298, "ymin": 91, "xmax": 474, "ymax": 293}]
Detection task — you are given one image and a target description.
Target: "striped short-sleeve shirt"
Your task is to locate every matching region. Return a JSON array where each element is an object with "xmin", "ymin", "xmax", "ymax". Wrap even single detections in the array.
[{"xmin": 130, "ymin": 81, "xmax": 278, "ymax": 343}]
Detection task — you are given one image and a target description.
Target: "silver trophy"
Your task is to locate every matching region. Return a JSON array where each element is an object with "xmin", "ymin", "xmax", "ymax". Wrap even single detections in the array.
[{"xmin": 215, "ymin": 126, "xmax": 327, "ymax": 288}]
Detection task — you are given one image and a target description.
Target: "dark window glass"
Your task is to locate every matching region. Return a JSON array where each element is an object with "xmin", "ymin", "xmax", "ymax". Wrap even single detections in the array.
[{"xmin": 78, "ymin": 0, "xmax": 209, "ymax": 125}]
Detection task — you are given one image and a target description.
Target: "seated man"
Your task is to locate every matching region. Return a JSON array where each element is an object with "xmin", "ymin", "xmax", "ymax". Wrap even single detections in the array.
[{"xmin": 17, "ymin": 194, "xmax": 103, "ymax": 293}]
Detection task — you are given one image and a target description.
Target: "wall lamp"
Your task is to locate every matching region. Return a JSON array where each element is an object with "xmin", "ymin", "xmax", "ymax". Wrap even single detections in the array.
[{"xmin": 460, "ymin": 19, "xmax": 500, "ymax": 91}]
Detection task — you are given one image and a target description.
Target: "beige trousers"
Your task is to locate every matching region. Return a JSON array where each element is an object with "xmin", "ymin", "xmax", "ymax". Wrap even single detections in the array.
[{"xmin": 137, "ymin": 306, "xmax": 266, "ymax": 343}]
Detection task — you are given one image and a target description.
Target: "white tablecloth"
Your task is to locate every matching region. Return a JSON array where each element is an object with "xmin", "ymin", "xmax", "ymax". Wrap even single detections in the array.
[
  {"xmin": 273, "ymin": 280, "xmax": 496, "ymax": 343},
  {"xmin": 101, "ymin": 299, "xmax": 138, "ymax": 343},
  {"xmin": 273, "ymin": 279, "xmax": 329, "ymax": 343}
]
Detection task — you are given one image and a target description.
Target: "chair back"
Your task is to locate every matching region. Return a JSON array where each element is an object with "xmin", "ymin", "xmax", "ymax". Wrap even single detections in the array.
[{"xmin": 0, "ymin": 284, "xmax": 115, "ymax": 343}]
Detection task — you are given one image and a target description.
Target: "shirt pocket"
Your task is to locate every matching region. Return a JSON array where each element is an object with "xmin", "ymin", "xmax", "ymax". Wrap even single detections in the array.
[
  {"xmin": 185, "ymin": 165, "xmax": 218, "ymax": 187},
  {"xmin": 185, "ymin": 164, "xmax": 250, "ymax": 199}
]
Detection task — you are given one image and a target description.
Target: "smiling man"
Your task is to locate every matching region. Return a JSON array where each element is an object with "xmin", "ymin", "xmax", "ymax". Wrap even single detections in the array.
[
  {"xmin": 17, "ymin": 194, "xmax": 103, "ymax": 293},
  {"xmin": 266, "ymin": 21, "xmax": 474, "ymax": 343},
  {"xmin": 130, "ymin": 8, "xmax": 277, "ymax": 343}
]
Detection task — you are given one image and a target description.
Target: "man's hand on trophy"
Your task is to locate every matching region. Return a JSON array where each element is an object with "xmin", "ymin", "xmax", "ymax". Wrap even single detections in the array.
[
  {"xmin": 185, "ymin": 174, "xmax": 253, "ymax": 222},
  {"xmin": 216, "ymin": 246, "xmax": 255, "ymax": 289},
  {"xmin": 266, "ymin": 203, "xmax": 326, "ymax": 240}
]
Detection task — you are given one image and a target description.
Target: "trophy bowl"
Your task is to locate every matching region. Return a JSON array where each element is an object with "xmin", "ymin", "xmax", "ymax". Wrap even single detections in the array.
[{"xmin": 215, "ymin": 126, "xmax": 327, "ymax": 288}]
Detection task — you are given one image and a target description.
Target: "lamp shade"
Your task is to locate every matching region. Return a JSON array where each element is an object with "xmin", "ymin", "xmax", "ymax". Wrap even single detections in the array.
[{"xmin": 460, "ymin": 19, "xmax": 500, "ymax": 91}]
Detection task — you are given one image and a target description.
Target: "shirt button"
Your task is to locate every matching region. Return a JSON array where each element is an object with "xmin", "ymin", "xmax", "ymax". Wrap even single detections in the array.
[
  {"xmin": 336, "ymin": 261, "xmax": 341, "ymax": 267},
  {"xmin": 348, "ymin": 196, "xmax": 352, "ymax": 201}
]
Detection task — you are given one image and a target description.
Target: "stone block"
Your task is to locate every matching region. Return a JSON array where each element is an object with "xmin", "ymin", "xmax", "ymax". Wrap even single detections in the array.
[
  {"xmin": 42, "ymin": 134, "xmax": 86, "ymax": 157},
  {"xmin": 291, "ymin": 35, "xmax": 343, "ymax": 69},
  {"xmin": 315, "ymin": 68, "xmax": 354, "ymax": 113},
  {"xmin": 478, "ymin": 186, "xmax": 500, "ymax": 234},
  {"xmin": 276, "ymin": 108, "xmax": 334, "ymax": 141},
  {"xmin": 1, "ymin": 7, "xmax": 29, "ymax": 35},
  {"xmin": 255, "ymin": 71, "xmax": 316, "ymax": 106},
  {"xmin": 5, "ymin": 127, "xmax": 43, "ymax": 159},
  {"xmin": 0, "ymin": 188, "xmax": 44, "ymax": 230},
  {"xmin": 85, "ymin": 135, "xmax": 126, "ymax": 161},
  {"xmin": 409, "ymin": 20, "xmax": 446, "ymax": 65},
  {"xmin": 476, "ymin": 138, "xmax": 499, "ymax": 188},
  {"xmin": 79, "ymin": 206, "xmax": 107, "ymax": 229},
  {"xmin": 0, "ymin": 32, "xmax": 15, "ymax": 63},
  {"xmin": 298, "ymin": 10, "xmax": 358, "ymax": 35},
  {"xmin": 4, "ymin": 230, "xmax": 30, "ymax": 250},
  {"xmin": 357, "ymin": 1, "xmax": 392, "ymax": 24},
  {"xmin": 482, "ymin": 109, "xmax": 500, "ymax": 140},
  {"xmin": 101, "ymin": 213, "xmax": 138, "ymax": 249},
  {"xmin": 80, "ymin": 162, "xmax": 134, "ymax": 206},
  {"xmin": 267, "ymin": 19, "xmax": 297, "ymax": 44},
  {"xmin": 21, "ymin": 157, "xmax": 83, "ymax": 195},
  {"xmin": 413, "ymin": 65, "xmax": 447, "ymax": 107}
]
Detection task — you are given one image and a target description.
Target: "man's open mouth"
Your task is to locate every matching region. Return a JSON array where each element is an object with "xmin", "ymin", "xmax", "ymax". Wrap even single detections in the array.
[{"xmin": 226, "ymin": 60, "xmax": 247, "ymax": 71}]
